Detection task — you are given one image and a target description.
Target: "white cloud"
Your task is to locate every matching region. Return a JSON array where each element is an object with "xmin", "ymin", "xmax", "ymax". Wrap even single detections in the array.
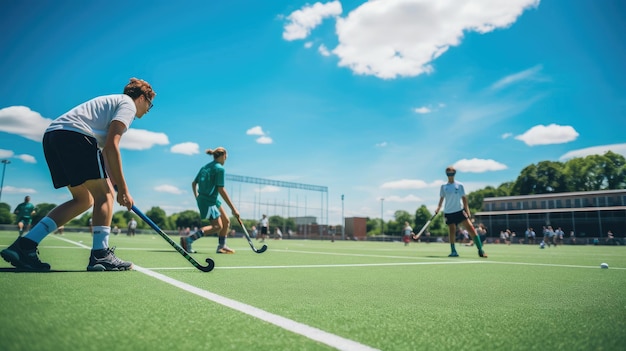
[
  {"xmin": 559, "ymin": 143, "xmax": 626, "ymax": 161},
  {"xmin": 0, "ymin": 106, "xmax": 51, "ymax": 142},
  {"xmin": 515, "ymin": 123, "xmax": 579, "ymax": 146},
  {"xmin": 453, "ymin": 158, "xmax": 508, "ymax": 173},
  {"xmin": 282, "ymin": 1, "xmax": 343, "ymax": 41},
  {"xmin": 256, "ymin": 136, "xmax": 273, "ymax": 144},
  {"xmin": 170, "ymin": 142, "xmax": 200, "ymax": 155},
  {"xmin": 247, "ymin": 126, "xmax": 273, "ymax": 144},
  {"xmin": 384, "ymin": 194, "xmax": 423, "ymax": 203},
  {"xmin": 154, "ymin": 184, "xmax": 185, "ymax": 195},
  {"xmin": 246, "ymin": 126, "xmax": 265, "ymax": 136},
  {"xmin": 501, "ymin": 132, "xmax": 513, "ymax": 139},
  {"xmin": 333, "ymin": 0, "xmax": 539, "ymax": 79},
  {"xmin": 0, "ymin": 106, "xmax": 170, "ymax": 151},
  {"xmin": 318, "ymin": 44, "xmax": 331, "ymax": 56},
  {"xmin": 15, "ymin": 154, "xmax": 36, "ymax": 163},
  {"xmin": 304, "ymin": 41, "xmax": 314, "ymax": 49},
  {"xmin": 414, "ymin": 106, "xmax": 431, "ymax": 114},
  {"xmin": 490, "ymin": 64, "xmax": 544, "ymax": 90},
  {"xmin": 0, "ymin": 149, "xmax": 14, "ymax": 158},
  {"xmin": 381, "ymin": 179, "xmax": 438, "ymax": 189},
  {"xmin": 120, "ymin": 129, "xmax": 170, "ymax": 150},
  {"xmin": 376, "ymin": 142, "xmax": 388, "ymax": 147},
  {"xmin": 0, "ymin": 185, "xmax": 37, "ymax": 194}
]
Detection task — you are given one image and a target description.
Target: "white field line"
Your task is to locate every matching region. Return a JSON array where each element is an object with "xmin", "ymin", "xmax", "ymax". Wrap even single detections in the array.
[
  {"xmin": 51, "ymin": 235, "xmax": 380, "ymax": 351},
  {"xmin": 47, "ymin": 237, "xmax": 626, "ymax": 271}
]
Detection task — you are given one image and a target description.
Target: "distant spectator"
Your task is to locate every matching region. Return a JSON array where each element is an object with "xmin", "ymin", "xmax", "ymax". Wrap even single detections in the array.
[
  {"xmin": 127, "ymin": 218, "xmax": 137, "ymax": 236},
  {"xmin": 275, "ymin": 227, "xmax": 283, "ymax": 240},
  {"xmin": 606, "ymin": 230, "xmax": 620, "ymax": 245},
  {"xmin": 402, "ymin": 222, "xmax": 413, "ymax": 246},
  {"xmin": 554, "ymin": 227, "xmax": 564, "ymax": 246}
]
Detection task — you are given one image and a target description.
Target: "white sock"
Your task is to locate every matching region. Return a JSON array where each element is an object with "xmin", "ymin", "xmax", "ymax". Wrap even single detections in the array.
[
  {"xmin": 92, "ymin": 226, "xmax": 110, "ymax": 250},
  {"xmin": 24, "ymin": 217, "xmax": 57, "ymax": 244}
]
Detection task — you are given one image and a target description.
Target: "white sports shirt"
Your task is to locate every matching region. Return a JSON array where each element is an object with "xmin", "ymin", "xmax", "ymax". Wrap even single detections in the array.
[
  {"xmin": 440, "ymin": 181, "xmax": 465, "ymax": 214},
  {"xmin": 46, "ymin": 94, "xmax": 137, "ymax": 148}
]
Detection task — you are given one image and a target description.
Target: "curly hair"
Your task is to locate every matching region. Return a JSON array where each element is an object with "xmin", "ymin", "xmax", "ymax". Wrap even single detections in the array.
[{"xmin": 123, "ymin": 78, "xmax": 156, "ymax": 100}]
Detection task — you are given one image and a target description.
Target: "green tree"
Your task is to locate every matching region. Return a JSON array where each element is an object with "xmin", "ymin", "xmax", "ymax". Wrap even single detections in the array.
[
  {"xmin": 145, "ymin": 207, "xmax": 167, "ymax": 229},
  {"xmin": 175, "ymin": 210, "xmax": 201, "ymax": 229},
  {"xmin": 32, "ymin": 203, "xmax": 56, "ymax": 225},
  {"xmin": 563, "ymin": 157, "xmax": 592, "ymax": 191},
  {"xmin": 366, "ymin": 217, "xmax": 381, "ymax": 236},
  {"xmin": 535, "ymin": 161, "xmax": 567, "ymax": 193},
  {"xmin": 602, "ymin": 151, "xmax": 626, "ymax": 189},
  {"xmin": 388, "ymin": 210, "xmax": 412, "ymax": 234},
  {"xmin": 0, "ymin": 202, "xmax": 12, "ymax": 224},
  {"xmin": 512, "ymin": 164, "xmax": 537, "ymax": 195}
]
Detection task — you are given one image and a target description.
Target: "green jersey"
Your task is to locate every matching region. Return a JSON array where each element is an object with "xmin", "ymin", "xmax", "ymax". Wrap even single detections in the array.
[
  {"xmin": 194, "ymin": 161, "xmax": 224, "ymax": 206},
  {"xmin": 14, "ymin": 202, "xmax": 35, "ymax": 219}
]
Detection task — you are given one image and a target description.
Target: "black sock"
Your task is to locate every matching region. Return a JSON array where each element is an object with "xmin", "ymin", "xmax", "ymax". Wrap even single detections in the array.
[{"xmin": 18, "ymin": 237, "xmax": 37, "ymax": 250}]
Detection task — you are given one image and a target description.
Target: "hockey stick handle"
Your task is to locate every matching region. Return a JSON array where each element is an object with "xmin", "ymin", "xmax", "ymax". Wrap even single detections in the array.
[
  {"xmin": 413, "ymin": 213, "xmax": 438, "ymax": 239},
  {"xmin": 131, "ymin": 205, "xmax": 215, "ymax": 272}
]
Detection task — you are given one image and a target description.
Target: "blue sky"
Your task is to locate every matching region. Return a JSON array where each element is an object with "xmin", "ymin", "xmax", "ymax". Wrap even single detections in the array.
[{"xmin": 1, "ymin": 0, "xmax": 625, "ymax": 225}]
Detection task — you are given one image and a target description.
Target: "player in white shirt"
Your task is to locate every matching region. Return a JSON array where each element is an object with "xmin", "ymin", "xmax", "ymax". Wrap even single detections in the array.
[
  {"xmin": 435, "ymin": 166, "xmax": 487, "ymax": 258},
  {"xmin": 1, "ymin": 78, "xmax": 156, "ymax": 271}
]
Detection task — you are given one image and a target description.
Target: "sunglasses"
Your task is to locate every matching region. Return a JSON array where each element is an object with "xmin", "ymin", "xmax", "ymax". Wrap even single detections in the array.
[{"xmin": 145, "ymin": 95, "xmax": 154, "ymax": 111}]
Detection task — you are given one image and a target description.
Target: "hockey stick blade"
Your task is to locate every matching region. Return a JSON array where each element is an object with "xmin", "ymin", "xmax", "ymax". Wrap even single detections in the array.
[
  {"xmin": 237, "ymin": 218, "xmax": 268, "ymax": 254},
  {"xmin": 132, "ymin": 205, "xmax": 215, "ymax": 272}
]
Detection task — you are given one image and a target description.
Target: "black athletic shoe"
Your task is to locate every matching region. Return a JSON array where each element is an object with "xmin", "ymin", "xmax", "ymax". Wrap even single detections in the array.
[
  {"xmin": 87, "ymin": 247, "xmax": 133, "ymax": 271},
  {"xmin": 1, "ymin": 239, "xmax": 51, "ymax": 271}
]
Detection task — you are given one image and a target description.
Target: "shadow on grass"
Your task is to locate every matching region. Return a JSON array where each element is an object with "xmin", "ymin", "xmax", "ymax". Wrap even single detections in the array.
[{"xmin": 0, "ymin": 267, "xmax": 92, "ymax": 273}]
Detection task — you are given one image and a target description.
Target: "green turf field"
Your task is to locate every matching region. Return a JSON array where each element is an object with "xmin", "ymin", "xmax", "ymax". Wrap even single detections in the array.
[{"xmin": 1, "ymin": 230, "xmax": 625, "ymax": 351}]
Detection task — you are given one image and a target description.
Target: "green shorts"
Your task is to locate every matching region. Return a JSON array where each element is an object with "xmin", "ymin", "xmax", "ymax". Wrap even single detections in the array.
[
  {"xmin": 197, "ymin": 197, "xmax": 222, "ymax": 220},
  {"xmin": 17, "ymin": 217, "xmax": 32, "ymax": 225}
]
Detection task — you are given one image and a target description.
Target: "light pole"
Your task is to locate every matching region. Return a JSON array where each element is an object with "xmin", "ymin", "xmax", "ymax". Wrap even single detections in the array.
[
  {"xmin": 0, "ymin": 159, "xmax": 10, "ymax": 203},
  {"xmin": 341, "ymin": 194, "xmax": 345, "ymax": 240},
  {"xmin": 380, "ymin": 197, "xmax": 384, "ymax": 240}
]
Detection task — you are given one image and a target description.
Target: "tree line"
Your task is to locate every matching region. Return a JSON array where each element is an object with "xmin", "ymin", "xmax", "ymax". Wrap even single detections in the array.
[{"xmin": 1, "ymin": 151, "xmax": 623, "ymax": 237}]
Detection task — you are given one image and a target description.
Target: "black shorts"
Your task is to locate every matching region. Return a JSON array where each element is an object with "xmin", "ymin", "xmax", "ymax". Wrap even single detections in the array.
[
  {"xmin": 43, "ymin": 130, "xmax": 107, "ymax": 189},
  {"xmin": 261, "ymin": 227, "xmax": 268, "ymax": 235},
  {"xmin": 444, "ymin": 210, "xmax": 468, "ymax": 225}
]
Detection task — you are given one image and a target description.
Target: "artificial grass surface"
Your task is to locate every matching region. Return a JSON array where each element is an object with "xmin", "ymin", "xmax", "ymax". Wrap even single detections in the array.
[{"xmin": 1, "ymin": 231, "xmax": 624, "ymax": 351}]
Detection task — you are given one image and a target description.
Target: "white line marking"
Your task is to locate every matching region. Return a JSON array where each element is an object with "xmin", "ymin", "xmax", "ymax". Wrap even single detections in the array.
[
  {"xmin": 134, "ymin": 265, "xmax": 379, "ymax": 351},
  {"xmin": 51, "ymin": 235, "xmax": 380, "ymax": 351}
]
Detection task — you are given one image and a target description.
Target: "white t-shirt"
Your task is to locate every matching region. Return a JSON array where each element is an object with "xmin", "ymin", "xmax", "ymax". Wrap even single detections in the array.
[
  {"xmin": 46, "ymin": 94, "xmax": 137, "ymax": 148},
  {"xmin": 440, "ymin": 181, "xmax": 465, "ymax": 214}
]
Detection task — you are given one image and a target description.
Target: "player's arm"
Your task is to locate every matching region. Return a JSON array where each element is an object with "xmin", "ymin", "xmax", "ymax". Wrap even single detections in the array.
[
  {"xmin": 462, "ymin": 196, "xmax": 471, "ymax": 217},
  {"xmin": 191, "ymin": 180, "xmax": 198, "ymax": 198},
  {"xmin": 217, "ymin": 187, "xmax": 239, "ymax": 218},
  {"xmin": 103, "ymin": 120, "xmax": 132, "ymax": 210},
  {"xmin": 435, "ymin": 197, "xmax": 444, "ymax": 214}
]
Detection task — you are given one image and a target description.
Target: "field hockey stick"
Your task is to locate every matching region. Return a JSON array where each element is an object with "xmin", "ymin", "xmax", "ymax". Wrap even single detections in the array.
[
  {"xmin": 132, "ymin": 205, "xmax": 215, "ymax": 272},
  {"xmin": 236, "ymin": 217, "xmax": 268, "ymax": 253},
  {"xmin": 413, "ymin": 213, "xmax": 438, "ymax": 240}
]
